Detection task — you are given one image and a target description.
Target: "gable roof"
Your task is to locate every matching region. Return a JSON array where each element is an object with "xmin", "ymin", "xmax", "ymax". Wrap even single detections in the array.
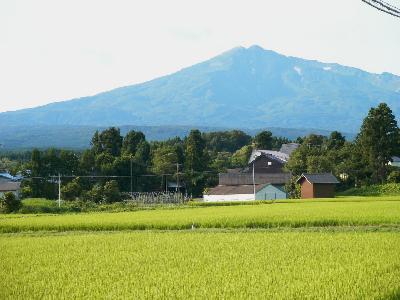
[
  {"xmin": 206, "ymin": 184, "xmax": 270, "ymax": 195},
  {"xmin": 391, "ymin": 156, "xmax": 400, "ymax": 163},
  {"xmin": 296, "ymin": 173, "xmax": 339, "ymax": 184},
  {"xmin": 279, "ymin": 143, "xmax": 300, "ymax": 156},
  {"xmin": 0, "ymin": 181, "xmax": 21, "ymax": 192},
  {"xmin": 249, "ymin": 150, "xmax": 289, "ymax": 164}
]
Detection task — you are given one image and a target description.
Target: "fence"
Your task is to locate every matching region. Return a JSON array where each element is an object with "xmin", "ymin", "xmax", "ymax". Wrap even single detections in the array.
[{"xmin": 124, "ymin": 192, "xmax": 189, "ymax": 205}]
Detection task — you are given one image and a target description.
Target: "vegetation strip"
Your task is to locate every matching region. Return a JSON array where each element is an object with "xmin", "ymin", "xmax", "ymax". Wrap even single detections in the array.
[{"xmin": 1, "ymin": 199, "xmax": 399, "ymax": 233}]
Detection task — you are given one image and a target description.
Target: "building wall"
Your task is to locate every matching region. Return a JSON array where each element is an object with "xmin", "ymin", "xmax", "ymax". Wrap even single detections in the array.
[
  {"xmin": 256, "ymin": 185, "xmax": 286, "ymax": 200},
  {"xmin": 219, "ymin": 173, "xmax": 291, "ymax": 185},
  {"xmin": 204, "ymin": 194, "xmax": 255, "ymax": 202},
  {"xmin": 248, "ymin": 156, "xmax": 285, "ymax": 174},
  {"xmin": 300, "ymin": 180, "xmax": 314, "ymax": 199},
  {"xmin": 313, "ymin": 184, "xmax": 335, "ymax": 198}
]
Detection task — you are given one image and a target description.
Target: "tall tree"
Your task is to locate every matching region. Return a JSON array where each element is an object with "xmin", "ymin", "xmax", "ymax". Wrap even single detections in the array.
[
  {"xmin": 356, "ymin": 103, "xmax": 400, "ymax": 183},
  {"xmin": 254, "ymin": 131, "xmax": 273, "ymax": 149},
  {"xmin": 91, "ymin": 128, "xmax": 123, "ymax": 157},
  {"xmin": 122, "ymin": 131, "xmax": 146, "ymax": 156},
  {"xmin": 326, "ymin": 131, "xmax": 346, "ymax": 150},
  {"xmin": 185, "ymin": 130, "xmax": 207, "ymax": 172}
]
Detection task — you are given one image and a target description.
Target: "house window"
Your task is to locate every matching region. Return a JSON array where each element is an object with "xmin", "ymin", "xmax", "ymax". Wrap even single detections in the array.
[{"xmin": 267, "ymin": 161, "xmax": 272, "ymax": 166}]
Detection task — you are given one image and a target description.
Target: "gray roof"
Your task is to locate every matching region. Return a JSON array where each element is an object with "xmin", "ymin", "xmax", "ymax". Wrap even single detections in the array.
[
  {"xmin": 392, "ymin": 156, "xmax": 400, "ymax": 163},
  {"xmin": 206, "ymin": 184, "xmax": 269, "ymax": 195},
  {"xmin": 249, "ymin": 150, "xmax": 289, "ymax": 164},
  {"xmin": 279, "ymin": 143, "xmax": 300, "ymax": 156},
  {"xmin": 0, "ymin": 181, "xmax": 21, "ymax": 192},
  {"xmin": 297, "ymin": 173, "xmax": 339, "ymax": 184}
]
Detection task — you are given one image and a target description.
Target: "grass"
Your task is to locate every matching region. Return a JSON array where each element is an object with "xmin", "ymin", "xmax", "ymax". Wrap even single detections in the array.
[
  {"xmin": 1, "ymin": 197, "xmax": 400, "ymax": 232},
  {"xmin": 1, "ymin": 231, "xmax": 399, "ymax": 299},
  {"xmin": 1, "ymin": 196, "xmax": 400, "ymax": 299}
]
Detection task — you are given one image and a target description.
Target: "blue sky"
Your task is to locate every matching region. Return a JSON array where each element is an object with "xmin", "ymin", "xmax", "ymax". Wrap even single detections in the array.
[{"xmin": 0, "ymin": 0, "xmax": 400, "ymax": 112}]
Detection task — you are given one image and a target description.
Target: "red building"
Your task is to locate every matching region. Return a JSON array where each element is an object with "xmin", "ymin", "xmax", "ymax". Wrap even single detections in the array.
[{"xmin": 296, "ymin": 173, "xmax": 339, "ymax": 199}]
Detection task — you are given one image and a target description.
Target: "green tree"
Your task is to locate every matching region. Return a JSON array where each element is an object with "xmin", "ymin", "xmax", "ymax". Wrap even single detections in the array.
[
  {"xmin": 326, "ymin": 131, "xmax": 346, "ymax": 150},
  {"xmin": 134, "ymin": 141, "xmax": 151, "ymax": 165},
  {"xmin": 60, "ymin": 150, "xmax": 79, "ymax": 175},
  {"xmin": 84, "ymin": 184, "xmax": 103, "ymax": 203},
  {"xmin": 79, "ymin": 150, "xmax": 95, "ymax": 175},
  {"xmin": 61, "ymin": 177, "xmax": 83, "ymax": 200},
  {"xmin": 185, "ymin": 130, "xmax": 207, "ymax": 172},
  {"xmin": 152, "ymin": 145, "xmax": 180, "ymax": 175},
  {"xmin": 254, "ymin": 131, "xmax": 273, "ymax": 149},
  {"xmin": 92, "ymin": 127, "xmax": 123, "ymax": 157},
  {"xmin": 356, "ymin": 103, "xmax": 400, "ymax": 183},
  {"xmin": 122, "ymin": 131, "xmax": 146, "ymax": 156},
  {"xmin": 103, "ymin": 180, "xmax": 121, "ymax": 203},
  {"xmin": 0, "ymin": 192, "xmax": 21, "ymax": 213},
  {"xmin": 231, "ymin": 145, "xmax": 253, "ymax": 167}
]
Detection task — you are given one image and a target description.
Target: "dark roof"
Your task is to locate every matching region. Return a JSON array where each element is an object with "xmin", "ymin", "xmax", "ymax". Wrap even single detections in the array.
[
  {"xmin": 219, "ymin": 172, "xmax": 291, "ymax": 185},
  {"xmin": 297, "ymin": 173, "xmax": 339, "ymax": 184},
  {"xmin": 0, "ymin": 181, "xmax": 21, "ymax": 192},
  {"xmin": 206, "ymin": 184, "xmax": 269, "ymax": 195}
]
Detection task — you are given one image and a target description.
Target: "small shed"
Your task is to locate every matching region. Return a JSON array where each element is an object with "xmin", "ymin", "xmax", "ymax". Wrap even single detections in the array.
[
  {"xmin": 296, "ymin": 173, "xmax": 339, "ymax": 199},
  {"xmin": 204, "ymin": 183, "xmax": 286, "ymax": 202}
]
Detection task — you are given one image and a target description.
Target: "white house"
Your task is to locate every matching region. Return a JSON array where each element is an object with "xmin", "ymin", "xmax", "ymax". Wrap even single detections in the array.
[
  {"xmin": 389, "ymin": 156, "xmax": 400, "ymax": 168},
  {"xmin": 204, "ymin": 183, "xmax": 286, "ymax": 202}
]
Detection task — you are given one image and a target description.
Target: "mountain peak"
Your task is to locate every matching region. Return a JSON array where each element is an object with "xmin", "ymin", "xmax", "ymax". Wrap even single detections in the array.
[{"xmin": 0, "ymin": 46, "xmax": 399, "ymax": 133}]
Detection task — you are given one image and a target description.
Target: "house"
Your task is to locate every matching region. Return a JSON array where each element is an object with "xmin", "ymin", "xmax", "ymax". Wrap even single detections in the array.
[
  {"xmin": 0, "ymin": 181, "xmax": 21, "ymax": 199},
  {"xmin": 204, "ymin": 183, "xmax": 286, "ymax": 202},
  {"xmin": 296, "ymin": 173, "xmax": 339, "ymax": 199},
  {"xmin": 389, "ymin": 156, "xmax": 400, "ymax": 168},
  {"xmin": 203, "ymin": 144, "xmax": 299, "ymax": 202}
]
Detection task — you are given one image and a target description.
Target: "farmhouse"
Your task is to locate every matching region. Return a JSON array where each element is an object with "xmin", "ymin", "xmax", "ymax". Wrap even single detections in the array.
[
  {"xmin": 204, "ymin": 183, "xmax": 286, "ymax": 202},
  {"xmin": 204, "ymin": 143, "xmax": 298, "ymax": 202},
  {"xmin": 389, "ymin": 156, "xmax": 400, "ymax": 168},
  {"xmin": 0, "ymin": 181, "xmax": 21, "ymax": 199},
  {"xmin": 296, "ymin": 173, "xmax": 339, "ymax": 199}
]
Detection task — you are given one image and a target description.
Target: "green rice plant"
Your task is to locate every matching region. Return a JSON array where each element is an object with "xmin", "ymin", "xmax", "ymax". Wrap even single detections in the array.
[
  {"xmin": 1, "ymin": 231, "xmax": 399, "ymax": 299},
  {"xmin": 1, "ymin": 197, "xmax": 399, "ymax": 232}
]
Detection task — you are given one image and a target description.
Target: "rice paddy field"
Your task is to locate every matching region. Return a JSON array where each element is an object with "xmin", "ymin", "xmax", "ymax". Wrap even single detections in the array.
[{"xmin": 1, "ymin": 197, "xmax": 400, "ymax": 299}]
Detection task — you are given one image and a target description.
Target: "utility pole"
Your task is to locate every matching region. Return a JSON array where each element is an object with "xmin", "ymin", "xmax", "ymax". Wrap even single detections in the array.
[
  {"xmin": 252, "ymin": 162, "xmax": 256, "ymax": 200},
  {"xmin": 58, "ymin": 173, "xmax": 61, "ymax": 208},
  {"xmin": 130, "ymin": 157, "xmax": 133, "ymax": 197},
  {"xmin": 176, "ymin": 163, "xmax": 179, "ymax": 192}
]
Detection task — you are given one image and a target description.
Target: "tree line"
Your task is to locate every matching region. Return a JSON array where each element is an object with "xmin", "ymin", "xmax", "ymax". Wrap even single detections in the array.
[
  {"xmin": 18, "ymin": 126, "xmax": 289, "ymax": 201},
  {"xmin": 5, "ymin": 102, "xmax": 400, "ymax": 202}
]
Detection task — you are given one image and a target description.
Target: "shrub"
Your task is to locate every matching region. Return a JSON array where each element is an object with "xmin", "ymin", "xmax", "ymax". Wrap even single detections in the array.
[
  {"xmin": 61, "ymin": 178, "xmax": 83, "ymax": 200},
  {"xmin": 0, "ymin": 192, "xmax": 22, "ymax": 213},
  {"xmin": 103, "ymin": 180, "xmax": 121, "ymax": 203},
  {"xmin": 387, "ymin": 170, "xmax": 400, "ymax": 183}
]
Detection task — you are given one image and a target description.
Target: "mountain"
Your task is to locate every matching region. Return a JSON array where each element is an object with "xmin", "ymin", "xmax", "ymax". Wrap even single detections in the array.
[
  {"xmin": 1, "ymin": 45, "xmax": 400, "ymax": 133},
  {"xmin": 0, "ymin": 124, "xmax": 352, "ymax": 150}
]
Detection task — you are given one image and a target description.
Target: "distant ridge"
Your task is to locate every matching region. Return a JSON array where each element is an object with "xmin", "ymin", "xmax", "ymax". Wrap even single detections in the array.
[
  {"xmin": 0, "ymin": 124, "xmax": 355, "ymax": 150},
  {"xmin": 0, "ymin": 45, "xmax": 399, "ymax": 133}
]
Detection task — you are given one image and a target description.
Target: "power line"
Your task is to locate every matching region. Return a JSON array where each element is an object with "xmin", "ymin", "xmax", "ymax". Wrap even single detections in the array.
[{"xmin": 362, "ymin": 0, "xmax": 400, "ymax": 18}]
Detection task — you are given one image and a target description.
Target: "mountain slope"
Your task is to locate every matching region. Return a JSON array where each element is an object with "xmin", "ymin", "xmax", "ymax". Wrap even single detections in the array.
[{"xmin": 1, "ymin": 45, "xmax": 399, "ymax": 132}]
